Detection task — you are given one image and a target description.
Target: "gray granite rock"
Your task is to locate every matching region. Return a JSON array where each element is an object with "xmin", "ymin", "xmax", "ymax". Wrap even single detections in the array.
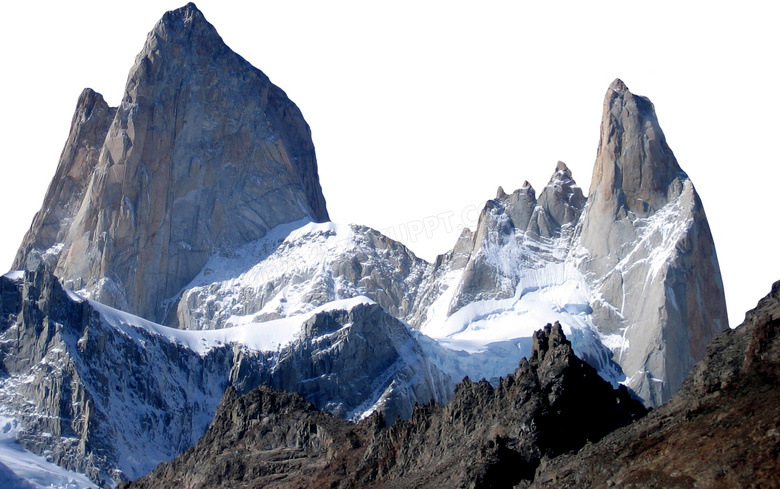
[
  {"xmin": 576, "ymin": 79, "xmax": 728, "ymax": 406},
  {"xmin": 529, "ymin": 161, "xmax": 585, "ymax": 238},
  {"xmin": 13, "ymin": 3, "xmax": 328, "ymax": 323}
]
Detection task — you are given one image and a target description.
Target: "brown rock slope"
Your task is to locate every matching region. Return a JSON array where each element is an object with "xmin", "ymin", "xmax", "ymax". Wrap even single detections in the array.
[
  {"xmin": 530, "ymin": 280, "xmax": 780, "ymax": 488},
  {"xmin": 121, "ymin": 323, "xmax": 646, "ymax": 489}
]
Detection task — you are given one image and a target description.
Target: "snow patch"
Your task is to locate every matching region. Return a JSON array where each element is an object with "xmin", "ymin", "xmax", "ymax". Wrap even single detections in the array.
[
  {"xmin": 2, "ymin": 271, "xmax": 24, "ymax": 282},
  {"xmin": 0, "ymin": 416, "xmax": 96, "ymax": 489},
  {"xmin": 90, "ymin": 295, "xmax": 376, "ymax": 355}
]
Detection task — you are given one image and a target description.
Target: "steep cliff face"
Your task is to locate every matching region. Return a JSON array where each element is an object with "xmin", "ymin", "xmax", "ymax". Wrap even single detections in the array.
[
  {"xmin": 0, "ymin": 268, "xmax": 238, "ymax": 485},
  {"xmin": 13, "ymin": 3, "xmax": 328, "ymax": 323},
  {"xmin": 12, "ymin": 89, "xmax": 115, "ymax": 273},
  {"xmin": 120, "ymin": 323, "xmax": 647, "ymax": 489},
  {"xmin": 575, "ymin": 79, "xmax": 728, "ymax": 406}
]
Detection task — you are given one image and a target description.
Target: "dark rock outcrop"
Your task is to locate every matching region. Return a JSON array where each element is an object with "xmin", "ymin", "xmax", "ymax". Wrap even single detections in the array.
[
  {"xmin": 0, "ymin": 267, "xmax": 238, "ymax": 485},
  {"xmin": 529, "ymin": 281, "xmax": 780, "ymax": 488},
  {"xmin": 13, "ymin": 3, "xmax": 328, "ymax": 323},
  {"xmin": 357, "ymin": 323, "xmax": 646, "ymax": 488},
  {"xmin": 122, "ymin": 323, "xmax": 646, "ymax": 489},
  {"xmin": 120, "ymin": 385, "xmax": 379, "ymax": 489},
  {"xmin": 230, "ymin": 302, "xmax": 454, "ymax": 423}
]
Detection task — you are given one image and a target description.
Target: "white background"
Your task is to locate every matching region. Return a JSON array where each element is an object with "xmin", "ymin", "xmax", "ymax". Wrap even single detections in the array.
[{"xmin": 1, "ymin": 1, "xmax": 777, "ymax": 328}]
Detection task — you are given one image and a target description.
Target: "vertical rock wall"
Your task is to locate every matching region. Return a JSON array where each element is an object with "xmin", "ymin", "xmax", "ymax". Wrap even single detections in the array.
[{"xmin": 13, "ymin": 3, "xmax": 329, "ymax": 323}]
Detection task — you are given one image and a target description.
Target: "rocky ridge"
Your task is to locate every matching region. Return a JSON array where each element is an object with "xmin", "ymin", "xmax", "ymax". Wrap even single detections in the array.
[
  {"xmin": 528, "ymin": 280, "xmax": 780, "ymax": 488},
  {"xmin": 121, "ymin": 323, "xmax": 647, "ymax": 489},
  {"xmin": 118, "ymin": 282, "xmax": 780, "ymax": 489},
  {"xmin": 0, "ymin": 267, "xmax": 452, "ymax": 485}
]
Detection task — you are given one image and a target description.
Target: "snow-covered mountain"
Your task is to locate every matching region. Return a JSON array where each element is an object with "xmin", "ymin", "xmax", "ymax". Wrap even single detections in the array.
[
  {"xmin": 172, "ymin": 219, "xmax": 429, "ymax": 329},
  {"xmin": 0, "ymin": 3, "xmax": 728, "ymax": 487},
  {"xmin": 0, "ymin": 268, "xmax": 452, "ymax": 485}
]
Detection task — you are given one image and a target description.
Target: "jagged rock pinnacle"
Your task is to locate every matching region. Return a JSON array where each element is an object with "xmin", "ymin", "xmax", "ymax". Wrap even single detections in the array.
[
  {"xmin": 587, "ymin": 79, "xmax": 685, "ymax": 221},
  {"xmin": 608, "ymin": 77, "xmax": 629, "ymax": 93},
  {"xmin": 528, "ymin": 161, "xmax": 585, "ymax": 237},
  {"xmin": 577, "ymin": 79, "xmax": 728, "ymax": 407}
]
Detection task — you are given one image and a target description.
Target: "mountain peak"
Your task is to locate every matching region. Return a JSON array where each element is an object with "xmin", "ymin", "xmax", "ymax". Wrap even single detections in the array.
[
  {"xmin": 14, "ymin": 2, "xmax": 329, "ymax": 323},
  {"xmin": 608, "ymin": 77, "xmax": 629, "ymax": 93},
  {"xmin": 137, "ymin": 2, "xmax": 226, "ymax": 62},
  {"xmin": 587, "ymin": 79, "xmax": 685, "ymax": 220},
  {"xmin": 578, "ymin": 80, "xmax": 728, "ymax": 407},
  {"xmin": 156, "ymin": 3, "xmax": 209, "ymax": 37}
]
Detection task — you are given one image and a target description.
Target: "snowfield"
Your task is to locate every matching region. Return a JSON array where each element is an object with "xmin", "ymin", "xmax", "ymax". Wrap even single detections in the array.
[
  {"xmin": 91, "ymin": 293, "xmax": 376, "ymax": 355},
  {"xmin": 0, "ymin": 416, "xmax": 96, "ymax": 489}
]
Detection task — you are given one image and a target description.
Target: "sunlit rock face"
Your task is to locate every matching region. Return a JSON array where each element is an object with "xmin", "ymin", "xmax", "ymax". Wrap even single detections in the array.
[
  {"xmin": 13, "ymin": 3, "xmax": 328, "ymax": 323},
  {"xmin": 576, "ymin": 78, "xmax": 728, "ymax": 406},
  {"xmin": 407, "ymin": 80, "xmax": 728, "ymax": 408}
]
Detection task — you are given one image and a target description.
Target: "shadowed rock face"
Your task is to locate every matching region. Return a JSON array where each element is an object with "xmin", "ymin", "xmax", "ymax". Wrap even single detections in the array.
[
  {"xmin": 529, "ymin": 281, "xmax": 780, "ymax": 489},
  {"xmin": 0, "ymin": 267, "xmax": 241, "ymax": 485},
  {"xmin": 0, "ymin": 268, "xmax": 452, "ymax": 485},
  {"xmin": 121, "ymin": 323, "xmax": 646, "ymax": 489},
  {"xmin": 13, "ymin": 3, "xmax": 328, "ymax": 323}
]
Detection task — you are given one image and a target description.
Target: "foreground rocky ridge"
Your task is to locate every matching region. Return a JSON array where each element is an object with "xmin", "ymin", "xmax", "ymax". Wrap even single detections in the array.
[
  {"xmin": 528, "ymin": 280, "xmax": 780, "ymax": 488},
  {"xmin": 121, "ymin": 282, "xmax": 780, "ymax": 489},
  {"xmin": 121, "ymin": 323, "xmax": 646, "ymax": 489}
]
